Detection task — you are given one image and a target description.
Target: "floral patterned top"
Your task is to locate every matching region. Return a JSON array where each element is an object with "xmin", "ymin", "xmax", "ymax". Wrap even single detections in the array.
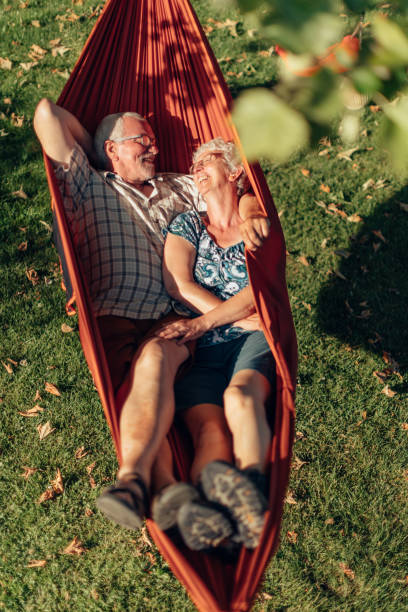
[{"xmin": 165, "ymin": 209, "xmax": 251, "ymax": 346}]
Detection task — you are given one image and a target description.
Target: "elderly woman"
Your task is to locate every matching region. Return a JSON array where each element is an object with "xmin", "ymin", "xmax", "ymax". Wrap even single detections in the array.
[{"xmin": 152, "ymin": 138, "xmax": 274, "ymax": 551}]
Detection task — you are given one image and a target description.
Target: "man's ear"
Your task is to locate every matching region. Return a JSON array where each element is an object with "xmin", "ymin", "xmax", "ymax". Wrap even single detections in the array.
[
  {"xmin": 104, "ymin": 140, "xmax": 118, "ymax": 165},
  {"xmin": 228, "ymin": 165, "xmax": 244, "ymax": 184}
]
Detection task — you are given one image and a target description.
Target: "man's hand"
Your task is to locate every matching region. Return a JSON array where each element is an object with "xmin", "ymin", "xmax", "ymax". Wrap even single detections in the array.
[
  {"xmin": 239, "ymin": 215, "xmax": 270, "ymax": 251},
  {"xmin": 233, "ymin": 313, "xmax": 262, "ymax": 331},
  {"xmin": 155, "ymin": 316, "xmax": 211, "ymax": 344}
]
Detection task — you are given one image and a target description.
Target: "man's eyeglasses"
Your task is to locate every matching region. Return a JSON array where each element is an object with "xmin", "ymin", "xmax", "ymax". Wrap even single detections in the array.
[
  {"xmin": 112, "ymin": 134, "xmax": 158, "ymax": 148},
  {"xmin": 189, "ymin": 152, "xmax": 224, "ymax": 174}
]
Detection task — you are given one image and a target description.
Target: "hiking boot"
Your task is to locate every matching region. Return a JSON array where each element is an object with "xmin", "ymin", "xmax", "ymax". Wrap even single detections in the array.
[
  {"xmin": 151, "ymin": 482, "xmax": 200, "ymax": 532},
  {"xmin": 177, "ymin": 501, "xmax": 235, "ymax": 551},
  {"xmin": 199, "ymin": 461, "xmax": 268, "ymax": 549}
]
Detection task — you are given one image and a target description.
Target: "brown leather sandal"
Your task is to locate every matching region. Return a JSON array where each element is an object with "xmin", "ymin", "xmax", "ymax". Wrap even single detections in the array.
[{"xmin": 96, "ymin": 475, "xmax": 149, "ymax": 530}]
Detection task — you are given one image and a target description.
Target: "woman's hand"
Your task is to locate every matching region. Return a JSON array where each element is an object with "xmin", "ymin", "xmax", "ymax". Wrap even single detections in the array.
[
  {"xmin": 233, "ymin": 313, "xmax": 262, "ymax": 331},
  {"xmin": 155, "ymin": 316, "xmax": 212, "ymax": 344},
  {"xmin": 239, "ymin": 216, "xmax": 270, "ymax": 251}
]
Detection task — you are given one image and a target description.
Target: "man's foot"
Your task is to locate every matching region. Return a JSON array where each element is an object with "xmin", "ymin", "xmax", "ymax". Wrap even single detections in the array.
[
  {"xmin": 96, "ymin": 476, "xmax": 149, "ymax": 530},
  {"xmin": 199, "ymin": 461, "xmax": 268, "ymax": 549},
  {"xmin": 151, "ymin": 482, "xmax": 200, "ymax": 532},
  {"xmin": 177, "ymin": 501, "xmax": 235, "ymax": 551}
]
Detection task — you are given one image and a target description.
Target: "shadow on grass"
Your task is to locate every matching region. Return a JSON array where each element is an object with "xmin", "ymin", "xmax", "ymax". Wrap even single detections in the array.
[{"xmin": 316, "ymin": 187, "xmax": 408, "ymax": 379}]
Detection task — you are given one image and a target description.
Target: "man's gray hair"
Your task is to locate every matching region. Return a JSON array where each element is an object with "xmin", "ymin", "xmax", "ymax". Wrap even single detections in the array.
[
  {"xmin": 94, "ymin": 111, "xmax": 146, "ymax": 169},
  {"xmin": 192, "ymin": 137, "xmax": 247, "ymax": 195}
]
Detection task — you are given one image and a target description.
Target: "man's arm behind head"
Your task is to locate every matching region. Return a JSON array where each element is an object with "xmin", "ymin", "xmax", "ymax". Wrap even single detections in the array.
[{"xmin": 33, "ymin": 98, "xmax": 95, "ymax": 166}]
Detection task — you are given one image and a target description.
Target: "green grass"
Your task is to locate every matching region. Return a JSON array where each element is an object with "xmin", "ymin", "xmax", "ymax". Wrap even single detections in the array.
[{"xmin": 0, "ymin": 0, "xmax": 407, "ymax": 610}]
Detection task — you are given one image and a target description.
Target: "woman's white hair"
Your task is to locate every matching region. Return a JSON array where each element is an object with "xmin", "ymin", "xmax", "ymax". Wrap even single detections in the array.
[
  {"xmin": 192, "ymin": 137, "xmax": 247, "ymax": 195},
  {"xmin": 93, "ymin": 111, "xmax": 146, "ymax": 169}
]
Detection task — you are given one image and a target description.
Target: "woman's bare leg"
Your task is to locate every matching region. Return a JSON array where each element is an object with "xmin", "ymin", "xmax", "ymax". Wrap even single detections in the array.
[
  {"xmin": 223, "ymin": 369, "xmax": 271, "ymax": 473},
  {"xmin": 182, "ymin": 403, "xmax": 233, "ymax": 483}
]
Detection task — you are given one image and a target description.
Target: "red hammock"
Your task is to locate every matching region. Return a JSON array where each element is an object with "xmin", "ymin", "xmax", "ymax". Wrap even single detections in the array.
[{"xmin": 42, "ymin": 1, "xmax": 297, "ymax": 610}]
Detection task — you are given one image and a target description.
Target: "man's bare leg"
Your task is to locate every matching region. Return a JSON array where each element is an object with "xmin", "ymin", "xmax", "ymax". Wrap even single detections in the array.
[
  {"xmin": 117, "ymin": 337, "xmax": 189, "ymax": 486},
  {"xmin": 97, "ymin": 337, "xmax": 188, "ymax": 529}
]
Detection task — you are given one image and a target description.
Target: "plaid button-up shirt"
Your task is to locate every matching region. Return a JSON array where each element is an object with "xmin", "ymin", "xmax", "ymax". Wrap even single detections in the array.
[{"xmin": 55, "ymin": 145, "xmax": 203, "ymax": 319}]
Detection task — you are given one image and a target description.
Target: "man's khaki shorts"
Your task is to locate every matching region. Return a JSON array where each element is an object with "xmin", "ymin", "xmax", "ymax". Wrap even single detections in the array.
[{"xmin": 97, "ymin": 312, "xmax": 194, "ymax": 393}]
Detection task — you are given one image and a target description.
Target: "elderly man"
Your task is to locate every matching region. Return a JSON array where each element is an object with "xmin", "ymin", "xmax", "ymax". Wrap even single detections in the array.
[{"xmin": 33, "ymin": 99, "xmax": 269, "ymax": 530}]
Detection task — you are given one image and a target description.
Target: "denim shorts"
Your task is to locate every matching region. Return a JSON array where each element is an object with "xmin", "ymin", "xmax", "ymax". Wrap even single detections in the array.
[{"xmin": 174, "ymin": 331, "xmax": 275, "ymax": 412}]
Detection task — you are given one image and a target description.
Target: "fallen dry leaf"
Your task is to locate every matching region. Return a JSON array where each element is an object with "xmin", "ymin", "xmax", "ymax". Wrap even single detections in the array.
[
  {"xmin": 319, "ymin": 148, "xmax": 330, "ymax": 156},
  {"xmin": 49, "ymin": 38, "xmax": 61, "ymax": 47},
  {"xmin": 12, "ymin": 187, "xmax": 28, "ymax": 199},
  {"xmin": 370, "ymin": 104, "xmax": 380, "ymax": 112},
  {"xmin": 21, "ymin": 466, "xmax": 37, "ymax": 480},
  {"xmin": 34, "ymin": 390, "xmax": 42, "ymax": 402},
  {"xmin": 75, "ymin": 446, "xmax": 88, "ymax": 459},
  {"xmin": 18, "ymin": 241, "xmax": 28, "ymax": 251},
  {"xmin": 141, "ymin": 525, "xmax": 153, "ymax": 548},
  {"xmin": 51, "ymin": 45, "xmax": 70, "ymax": 57},
  {"xmin": 347, "ymin": 213, "xmax": 363, "ymax": 223},
  {"xmin": 0, "ymin": 57, "xmax": 12, "ymax": 70},
  {"xmin": 372, "ymin": 229, "xmax": 387, "ymax": 243},
  {"xmin": 90, "ymin": 590, "xmax": 99, "ymax": 600},
  {"xmin": 382, "ymin": 351, "xmax": 400, "ymax": 371},
  {"xmin": 295, "ymin": 430, "xmax": 305, "ymax": 441},
  {"xmin": 37, "ymin": 421, "xmax": 55, "ymax": 440},
  {"xmin": 373, "ymin": 370, "xmax": 390, "ymax": 383},
  {"xmin": 3, "ymin": 98, "xmax": 11, "ymax": 105},
  {"xmin": 11, "ymin": 113, "xmax": 24, "ymax": 127},
  {"xmin": 84, "ymin": 508, "xmax": 94, "ymax": 517},
  {"xmin": 325, "ymin": 518, "xmax": 335, "ymax": 525},
  {"xmin": 63, "ymin": 536, "xmax": 86, "ymax": 555},
  {"xmin": 401, "ymin": 423, "xmax": 408, "ymax": 431},
  {"xmin": 287, "ymin": 531, "xmax": 298, "ymax": 543},
  {"xmin": 61, "ymin": 323, "xmax": 73, "ymax": 333},
  {"xmin": 52, "ymin": 69, "xmax": 70, "ymax": 79},
  {"xmin": 1, "ymin": 361, "xmax": 13, "ymax": 374},
  {"xmin": 334, "ymin": 249, "xmax": 350, "ymax": 258},
  {"xmin": 339, "ymin": 562, "xmax": 355, "ymax": 580},
  {"xmin": 292, "ymin": 456, "xmax": 307, "ymax": 471},
  {"xmin": 362, "ymin": 178, "xmax": 375, "ymax": 191},
  {"xmin": 31, "ymin": 20, "xmax": 41, "ymax": 27},
  {"xmin": 337, "ymin": 147, "xmax": 359, "ymax": 161},
  {"xmin": 27, "ymin": 559, "xmax": 47, "ymax": 568},
  {"xmin": 20, "ymin": 61, "xmax": 38, "ymax": 71},
  {"xmin": 28, "ymin": 44, "xmax": 47, "ymax": 61},
  {"xmin": 86, "ymin": 461, "xmax": 96, "ymax": 474},
  {"xmin": 328, "ymin": 203, "xmax": 347, "ymax": 218},
  {"xmin": 284, "ymin": 491, "xmax": 297, "ymax": 505},
  {"xmin": 37, "ymin": 488, "xmax": 55, "ymax": 503},
  {"xmin": 381, "ymin": 385, "xmax": 396, "ymax": 398},
  {"xmin": 334, "ymin": 270, "xmax": 347, "ymax": 281},
  {"xmin": 51, "ymin": 468, "xmax": 64, "ymax": 494},
  {"xmin": 19, "ymin": 405, "xmax": 44, "ymax": 417},
  {"xmin": 45, "ymin": 382, "xmax": 61, "ymax": 396},
  {"xmin": 300, "ymin": 168, "xmax": 310, "ymax": 177},
  {"xmin": 320, "ymin": 184, "xmax": 331, "ymax": 193},
  {"xmin": 298, "ymin": 255, "xmax": 310, "ymax": 267}
]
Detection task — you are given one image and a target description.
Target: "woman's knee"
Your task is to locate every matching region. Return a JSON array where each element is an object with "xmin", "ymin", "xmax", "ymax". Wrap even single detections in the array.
[{"xmin": 186, "ymin": 408, "xmax": 230, "ymax": 448}]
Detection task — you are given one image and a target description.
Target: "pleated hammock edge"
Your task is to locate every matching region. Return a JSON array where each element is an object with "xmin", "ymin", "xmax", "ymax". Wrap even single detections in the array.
[{"xmin": 42, "ymin": 1, "xmax": 298, "ymax": 610}]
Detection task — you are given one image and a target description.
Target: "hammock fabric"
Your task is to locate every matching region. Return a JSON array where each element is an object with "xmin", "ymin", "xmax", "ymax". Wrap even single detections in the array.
[{"xmin": 42, "ymin": 1, "xmax": 297, "ymax": 610}]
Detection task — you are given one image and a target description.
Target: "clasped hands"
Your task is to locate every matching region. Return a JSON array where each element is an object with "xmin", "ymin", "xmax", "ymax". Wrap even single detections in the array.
[{"xmin": 155, "ymin": 313, "xmax": 261, "ymax": 344}]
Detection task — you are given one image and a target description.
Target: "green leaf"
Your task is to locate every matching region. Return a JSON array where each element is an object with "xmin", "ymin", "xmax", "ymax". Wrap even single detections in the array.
[
  {"xmin": 232, "ymin": 88, "xmax": 309, "ymax": 162},
  {"xmin": 351, "ymin": 67, "xmax": 382, "ymax": 95},
  {"xmin": 372, "ymin": 15, "xmax": 408, "ymax": 65},
  {"xmin": 381, "ymin": 95, "xmax": 408, "ymax": 175}
]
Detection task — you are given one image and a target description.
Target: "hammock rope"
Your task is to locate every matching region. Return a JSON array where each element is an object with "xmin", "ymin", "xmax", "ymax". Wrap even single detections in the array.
[{"xmin": 42, "ymin": 1, "xmax": 297, "ymax": 610}]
